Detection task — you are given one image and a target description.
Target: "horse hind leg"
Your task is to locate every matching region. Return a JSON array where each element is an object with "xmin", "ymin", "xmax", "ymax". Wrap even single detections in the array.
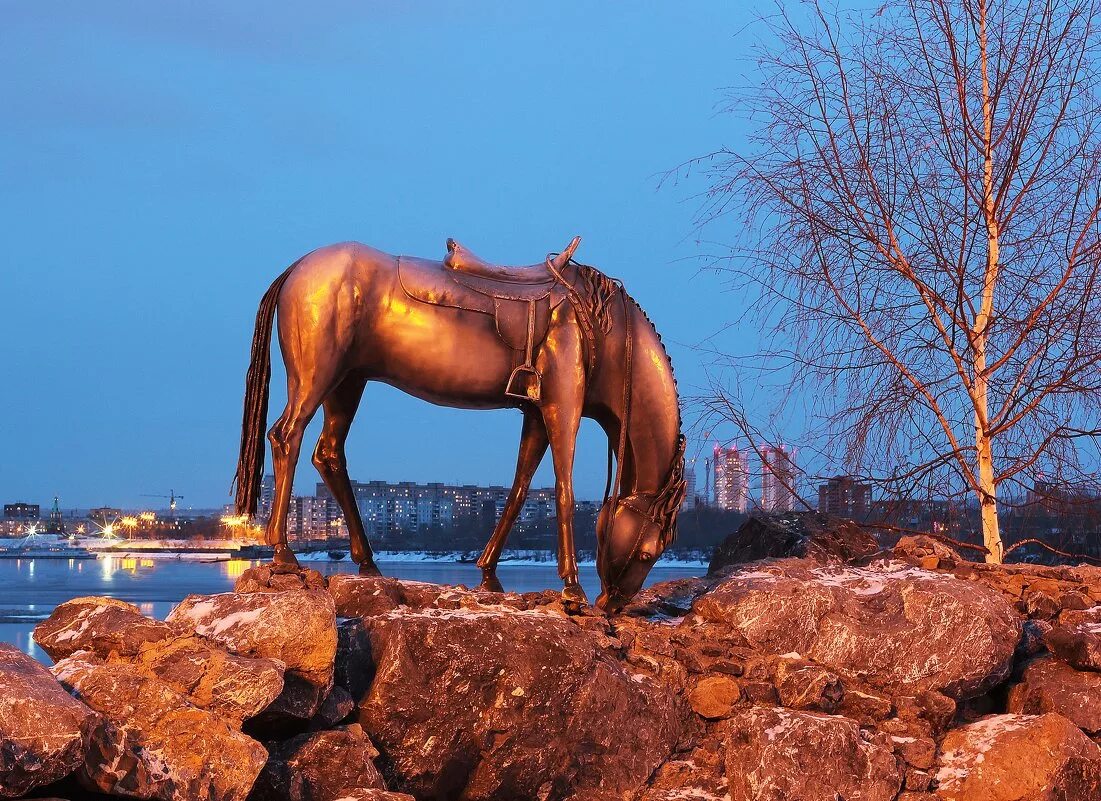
[
  {"xmin": 266, "ymin": 371, "xmax": 342, "ymax": 568},
  {"xmin": 312, "ymin": 376, "xmax": 381, "ymax": 576}
]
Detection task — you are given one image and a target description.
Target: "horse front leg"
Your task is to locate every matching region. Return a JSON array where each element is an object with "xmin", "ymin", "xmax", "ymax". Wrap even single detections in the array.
[
  {"xmin": 541, "ymin": 398, "xmax": 586, "ymax": 605},
  {"xmin": 476, "ymin": 411, "xmax": 549, "ymax": 592}
]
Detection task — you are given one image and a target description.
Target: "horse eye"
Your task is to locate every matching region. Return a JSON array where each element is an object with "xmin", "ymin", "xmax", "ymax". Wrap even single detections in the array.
[{"xmin": 639, "ymin": 551, "xmax": 654, "ymax": 562}]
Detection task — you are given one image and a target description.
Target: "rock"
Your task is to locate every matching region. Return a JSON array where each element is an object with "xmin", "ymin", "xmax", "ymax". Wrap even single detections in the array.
[
  {"xmin": 773, "ymin": 660, "xmax": 844, "ymax": 712},
  {"xmin": 33, "ymin": 597, "xmax": 173, "ymax": 662},
  {"xmin": 1017, "ymin": 619, "xmax": 1053, "ymax": 660},
  {"xmin": 708, "ymin": 513, "xmax": 880, "ymax": 574},
  {"xmin": 838, "ymin": 688, "xmax": 894, "ymax": 723},
  {"xmin": 234, "ymin": 563, "xmax": 327, "ymax": 594},
  {"xmin": 52, "ymin": 651, "xmax": 267, "ymax": 801},
  {"xmin": 688, "ymin": 675, "xmax": 741, "ymax": 719},
  {"xmin": 354, "ymin": 605, "xmax": 682, "ymax": 800},
  {"xmin": 325, "ymin": 791, "xmax": 415, "ymax": 801},
  {"xmin": 638, "ymin": 729, "xmax": 728, "ymax": 801},
  {"xmin": 1007, "ymin": 657, "xmax": 1101, "ymax": 735},
  {"xmin": 327, "ymin": 576, "xmax": 454, "ymax": 619},
  {"xmin": 309, "ymin": 686, "xmax": 356, "ymax": 731},
  {"xmin": 168, "ymin": 590, "xmax": 336, "ymax": 720},
  {"xmin": 251, "ymin": 724, "xmax": 386, "ymax": 801},
  {"xmin": 1046, "ymin": 619, "xmax": 1101, "ymax": 671},
  {"xmin": 893, "ymin": 535, "xmax": 962, "ymax": 565},
  {"xmin": 0, "ymin": 644, "xmax": 97, "ymax": 798},
  {"xmin": 1024, "ymin": 589, "xmax": 1061, "ymax": 620},
  {"xmin": 117, "ymin": 634, "xmax": 285, "ymax": 726},
  {"xmin": 895, "ymin": 692, "xmax": 957, "ymax": 737},
  {"xmin": 619, "ymin": 576, "xmax": 715, "ymax": 619},
  {"xmin": 693, "ymin": 559, "xmax": 1020, "ymax": 699},
  {"xmin": 890, "ymin": 735, "xmax": 936, "ymax": 770},
  {"xmin": 724, "ymin": 707, "xmax": 902, "ymax": 801},
  {"xmin": 935, "ymin": 713, "xmax": 1101, "ymax": 800}
]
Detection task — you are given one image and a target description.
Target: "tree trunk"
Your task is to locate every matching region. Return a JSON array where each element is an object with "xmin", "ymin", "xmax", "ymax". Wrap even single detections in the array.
[
  {"xmin": 975, "ymin": 0, "xmax": 1004, "ymax": 565},
  {"xmin": 976, "ymin": 431, "xmax": 1003, "ymax": 563}
]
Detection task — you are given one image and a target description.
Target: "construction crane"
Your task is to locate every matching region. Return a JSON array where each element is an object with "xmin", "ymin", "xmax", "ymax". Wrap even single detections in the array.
[{"xmin": 140, "ymin": 490, "xmax": 185, "ymax": 518}]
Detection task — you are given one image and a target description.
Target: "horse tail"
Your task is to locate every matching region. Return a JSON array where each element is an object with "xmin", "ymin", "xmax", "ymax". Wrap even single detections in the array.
[{"xmin": 232, "ymin": 261, "xmax": 299, "ymax": 516}]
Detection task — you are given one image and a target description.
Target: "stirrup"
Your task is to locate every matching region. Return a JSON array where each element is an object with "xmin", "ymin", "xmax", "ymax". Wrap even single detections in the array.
[{"xmin": 505, "ymin": 365, "xmax": 541, "ymax": 402}]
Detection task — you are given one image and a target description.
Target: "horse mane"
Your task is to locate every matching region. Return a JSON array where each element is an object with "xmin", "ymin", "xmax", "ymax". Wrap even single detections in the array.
[{"xmin": 571, "ymin": 260, "xmax": 687, "ymax": 545}]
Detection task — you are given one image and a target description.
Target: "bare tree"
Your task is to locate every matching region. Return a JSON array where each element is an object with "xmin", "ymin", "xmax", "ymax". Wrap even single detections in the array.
[{"xmin": 698, "ymin": 0, "xmax": 1101, "ymax": 562}]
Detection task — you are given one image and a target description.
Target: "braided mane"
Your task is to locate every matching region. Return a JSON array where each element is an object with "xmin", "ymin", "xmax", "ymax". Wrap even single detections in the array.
[{"xmin": 571, "ymin": 261, "xmax": 687, "ymax": 545}]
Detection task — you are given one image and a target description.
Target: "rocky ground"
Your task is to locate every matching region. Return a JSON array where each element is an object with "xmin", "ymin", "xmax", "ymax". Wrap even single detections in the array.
[{"xmin": 4, "ymin": 514, "xmax": 1101, "ymax": 800}]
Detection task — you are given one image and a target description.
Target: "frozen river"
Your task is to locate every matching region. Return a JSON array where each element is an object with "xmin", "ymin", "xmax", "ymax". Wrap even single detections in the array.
[{"xmin": 0, "ymin": 556, "xmax": 704, "ymax": 663}]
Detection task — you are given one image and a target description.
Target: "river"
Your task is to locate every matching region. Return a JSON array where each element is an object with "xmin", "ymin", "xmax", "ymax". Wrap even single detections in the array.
[{"xmin": 0, "ymin": 556, "xmax": 704, "ymax": 663}]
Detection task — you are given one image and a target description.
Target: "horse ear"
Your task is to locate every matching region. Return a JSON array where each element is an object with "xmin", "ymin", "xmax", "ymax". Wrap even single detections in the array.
[{"xmin": 550, "ymin": 236, "xmax": 582, "ymax": 269}]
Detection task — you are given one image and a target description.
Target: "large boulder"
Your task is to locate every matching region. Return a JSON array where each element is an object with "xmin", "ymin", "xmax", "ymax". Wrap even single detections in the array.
[
  {"xmin": 168, "ymin": 590, "xmax": 336, "ymax": 721},
  {"xmin": 0, "ymin": 644, "xmax": 98, "ymax": 797},
  {"xmin": 251, "ymin": 723, "xmax": 387, "ymax": 801},
  {"xmin": 934, "ymin": 713, "xmax": 1101, "ymax": 800},
  {"xmin": 1007, "ymin": 657, "xmax": 1101, "ymax": 735},
  {"xmin": 723, "ymin": 707, "xmax": 902, "ymax": 801},
  {"xmin": 353, "ymin": 604, "xmax": 682, "ymax": 801},
  {"xmin": 692, "ymin": 559, "xmax": 1020, "ymax": 698},
  {"xmin": 33, "ymin": 596, "xmax": 173, "ymax": 662},
  {"xmin": 51, "ymin": 651, "xmax": 267, "ymax": 801},
  {"xmin": 708, "ymin": 513, "xmax": 879, "ymax": 574},
  {"xmin": 34, "ymin": 596, "xmax": 286, "ymax": 727},
  {"xmin": 119, "ymin": 634, "xmax": 285, "ymax": 726}
]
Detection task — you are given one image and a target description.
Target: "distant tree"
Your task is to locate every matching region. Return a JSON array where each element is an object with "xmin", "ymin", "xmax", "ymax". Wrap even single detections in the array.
[{"xmin": 699, "ymin": 0, "xmax": 1101, "ymax": 562}]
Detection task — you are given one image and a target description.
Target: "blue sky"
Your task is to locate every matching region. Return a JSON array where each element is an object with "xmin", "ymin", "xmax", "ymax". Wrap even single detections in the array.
[{"xmin": 0, "ymin": 2, "xmax": 762, "ymax": 509}]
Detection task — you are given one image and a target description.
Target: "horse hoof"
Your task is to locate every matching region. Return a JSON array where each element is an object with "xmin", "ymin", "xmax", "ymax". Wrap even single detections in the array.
[
  {"xmin": 477, "ymin": 572, "xmax": 505, "ymax": 594},
  {"xmin": 561, "ymin": 583, "xmax": 589, "ymax": 606},
  {"xmin": 358, "ymin": 560, "xmax": 382, "ymax": 577},
  {"xmin": 272, "ymin": 546, "xmax": 300, "ymax": 569}
]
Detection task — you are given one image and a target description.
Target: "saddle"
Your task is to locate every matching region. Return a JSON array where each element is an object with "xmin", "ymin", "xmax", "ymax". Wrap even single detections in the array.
[{"xmin": 397, "ymin": 237, "xmax": 582, "ymax": 402}]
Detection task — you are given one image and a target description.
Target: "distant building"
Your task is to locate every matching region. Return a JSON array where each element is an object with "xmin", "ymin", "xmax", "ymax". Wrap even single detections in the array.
[
  {"xmin": 818, "ymin": 476, "xmax": 871, "ymax": 519},
  {"xmin": 760, "ymin": 445, "xmax": 796, "ymax": 513},
  {"xmin": 713, "ymin": 446, "xmax": 750, "ymax": 512},
  {"xmin": 286, "ymin": 495, "xmax": 342, "ymax": 541},
  {"xmin": 258, "ymin": 474, "xmax": 275, "ymax": 522},
  {"xmin": 681, "ymin": 461, "xmax": 698, "ymax": 510},
  {"xmin": 3, "ymin": 503, "xmax": 39, "ymax": 520},
  {"xmin": 88, "ymin": 506, "xmax": 122, "ymax": 521},
  {"xmin": 310, "ymin": 479, "xmax": 556, "ymax": 541}
]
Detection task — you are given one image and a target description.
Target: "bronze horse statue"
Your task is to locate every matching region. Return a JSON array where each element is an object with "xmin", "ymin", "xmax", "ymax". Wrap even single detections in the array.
[{"xmin": 233, "ymin": 237, "xmax": 686, "ymax": 612}]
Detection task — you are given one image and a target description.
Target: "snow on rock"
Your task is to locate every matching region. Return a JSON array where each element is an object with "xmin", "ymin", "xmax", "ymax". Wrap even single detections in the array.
[
  {"xmin": 692, "ymin": 558, "xmax": 1020, "ymax": 698},
  {"xmin": 0, "ymin": 643, "xmax": 98, "ymax": 798},
  {"xmin": 51, "ymin": 650, "xmax": 267, "ymax": 801},
  {"xmin": 33, "ymin": 596, "xmax": 173, "ymax": 662},
  {"xmin": 934, "ymin": 713, "xmax": 1101, "ymax": 801}
]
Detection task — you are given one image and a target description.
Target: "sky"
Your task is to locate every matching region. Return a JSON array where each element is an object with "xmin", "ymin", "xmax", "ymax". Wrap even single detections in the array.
[{"xmin": 0, "ymin": 2, "xmax": 765, "ymax": 510}]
